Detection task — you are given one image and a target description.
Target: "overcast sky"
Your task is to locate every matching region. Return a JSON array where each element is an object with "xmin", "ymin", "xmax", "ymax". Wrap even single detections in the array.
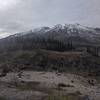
[{"xmin": 0, "ymin": 0, "xmax": 100, "ymax": 37}]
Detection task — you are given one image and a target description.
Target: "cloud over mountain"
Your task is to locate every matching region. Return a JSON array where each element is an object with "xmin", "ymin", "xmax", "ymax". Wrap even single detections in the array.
[{"xmin": 0, "ymin": 0, "xmax": 100, "ymax": 34}]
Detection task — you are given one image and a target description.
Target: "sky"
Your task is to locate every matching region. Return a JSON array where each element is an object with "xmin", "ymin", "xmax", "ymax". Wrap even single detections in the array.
[{"xmin": 0, "ymin": 0, "xmax": 100, "ymax": 37}]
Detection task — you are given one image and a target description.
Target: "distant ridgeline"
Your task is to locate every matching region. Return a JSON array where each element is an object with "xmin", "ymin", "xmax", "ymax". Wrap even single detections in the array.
[{"xmin": 0, "ymin": 24, "xmax": 100, "ymax": 56}]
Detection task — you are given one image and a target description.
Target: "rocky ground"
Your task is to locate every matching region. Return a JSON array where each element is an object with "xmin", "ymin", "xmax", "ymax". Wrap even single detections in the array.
[{"xmin": 0, "ymin": 71, "xmax": 100, "ymax": 100}]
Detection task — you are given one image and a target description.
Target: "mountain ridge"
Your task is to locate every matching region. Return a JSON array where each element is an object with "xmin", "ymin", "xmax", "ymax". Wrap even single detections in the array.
[{"xmin": 0, "ymin": 23, "xmax": 100, "ymax": 52}]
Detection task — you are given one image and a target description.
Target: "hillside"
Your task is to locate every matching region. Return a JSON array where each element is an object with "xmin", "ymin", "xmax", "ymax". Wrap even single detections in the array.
[
  {"xmin": 0, "ymin": 24, "xmax": 100, "ymax": 75},
  {"xmin": 0, "ymin": 24, "xmax": 100, "ymax": 100}
]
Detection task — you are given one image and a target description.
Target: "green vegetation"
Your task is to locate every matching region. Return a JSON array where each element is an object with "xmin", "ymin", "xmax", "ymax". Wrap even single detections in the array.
[
  {"xmin": 0, "ymin": 97, "xmax": 8, "ymax": 100},
  {"xmin": 12, "ymin": 81, "xmax": 40, "ymax": 91},
  {"xmin": 0, "ymin": 49, "xmax": 100, "ymax": 76},
  {"xmin": 47, "ymin": 94, "xmax": 81, "ymax": 100}
]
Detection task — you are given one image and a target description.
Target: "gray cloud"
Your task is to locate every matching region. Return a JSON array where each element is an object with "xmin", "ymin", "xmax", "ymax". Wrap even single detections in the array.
[{"xmin": 0, "ymin": 0, "xmax": 100, "ymax": 35}]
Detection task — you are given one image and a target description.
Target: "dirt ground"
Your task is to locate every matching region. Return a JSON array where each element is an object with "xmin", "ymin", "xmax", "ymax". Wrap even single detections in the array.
[{"xmin": 0, "ymin": 71, "xmax": 100, "ymax": 100}]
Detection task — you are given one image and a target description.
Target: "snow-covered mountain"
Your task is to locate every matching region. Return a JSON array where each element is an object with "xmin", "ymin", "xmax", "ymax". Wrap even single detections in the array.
[
  {"xmin": 9, "ymin": 23, "xmax": 100, "ymax": 39},
  {"xmin": 0, "ymin": 24, "xmax": 100, "ymax": 50},
  {"xmin": 30, "ymin": 24, "xmax": 100, "ymax": 44},
  {"xmin": 32, "ymin": 24, "xmax": 100, "ymax": 41}
]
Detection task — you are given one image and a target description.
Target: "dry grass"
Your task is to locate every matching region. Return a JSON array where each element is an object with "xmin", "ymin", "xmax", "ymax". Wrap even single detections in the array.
[{"xmin": 47, "ymin": 51, "xmax": 83, "ymax": 60}]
